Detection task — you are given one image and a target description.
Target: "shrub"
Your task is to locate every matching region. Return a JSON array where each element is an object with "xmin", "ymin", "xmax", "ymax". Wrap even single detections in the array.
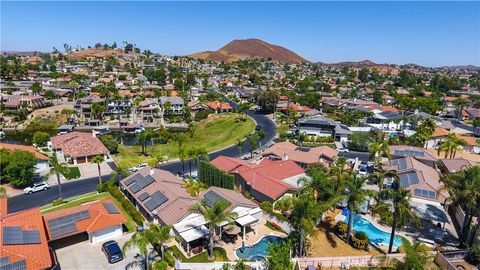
[
  {"xmin": 52, "ymin": 198, "xmax": 66, "ymax": 206},
  {"xmin": 260, "ymin": 201, "xmax": 273, "ymax": 213},
  {"xmin": 32, "ymin": 131, "xmax": 50, "ymax": 147},
  {"xmin": 107, "ymin": 185, "xmax": 144, "ymax": 225},
  {"xmin": 152, "ymin": 260, "xmax": 167, "ymax": 270},
  {"xmin": 164, "ymin": 251, "xmax": 176, "ymax": 267},
  {"xmin": 470, "ymin": 244, "xmax": 480, "ymax": 264},
  {"xmin": 335, "ymin": 221, "xmax": 348, "ymax": 236},
  {"xmin": 98, "ymin": 134, "xmax": 119, "ymax": 154},
  {"xmin": 397, "ymin": 242, "xmax": 431, "ymax": 253},
  {"xmin": 352, "ymin": 231, "xmax": 369, "ymax": 250}
]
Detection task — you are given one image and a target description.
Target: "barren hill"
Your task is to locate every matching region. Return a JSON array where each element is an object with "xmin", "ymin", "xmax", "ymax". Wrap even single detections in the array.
[{"xmin": 190, "ymin": 39, "xmax": 307, "ymax": 64}]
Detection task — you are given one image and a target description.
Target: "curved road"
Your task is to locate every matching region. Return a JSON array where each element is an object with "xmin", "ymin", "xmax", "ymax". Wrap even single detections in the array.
[{"xmin": 7, "ymin": 110, "xmax": 276, "ymax": 213}]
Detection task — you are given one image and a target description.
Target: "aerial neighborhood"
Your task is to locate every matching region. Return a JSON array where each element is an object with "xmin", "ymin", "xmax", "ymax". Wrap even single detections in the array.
[{"xmin": 1, "ymin": 32, "xmax": 480, "ymax": 270}]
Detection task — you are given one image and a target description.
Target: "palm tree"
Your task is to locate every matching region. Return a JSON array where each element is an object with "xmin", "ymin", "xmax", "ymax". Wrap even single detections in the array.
[
  {"xmin": 236, "ymin": 139, "xmax": 245, "ymax": 157},
  {"xmin": 192, "ymin": 147, "xmax": 208, "ymax": 172},
  {"xmin": 182, "ymin": 177, "xmax": 206, "ymax": 196},
  {"xmin": 291, "ymin": 193, "xmax": 317, "ymax": 257},
  {"xmin": 344, "ymin": 175, "xmax": 372, "ymax": 245},
  {"xmin": 189, "ymin": 200, "xmax": 238, "ymax": 259},
  {"xmin": 92, "ymin": 155, "xmax": 105, "ymax": 186},
  {"xmin": 379, "ymin": 181, "xmax": 419, "ymax": 254},
  {"xmin": 438, "ymin": 134, "xmax": 467, "ymax": 159},
  {"xmin": 453, "ymin": 98, "xmax": 468, "ymax": 120},
  {"xmin": 47, "ymin": 156, "xmax": 72, "ymax": 199},
  {"xmin": 256, "ymin": 130, "xmax": 266, "ymax": 149},
  {"xmin": 394, "ymin": 240, "xmax": 434, "ymax": 270},
  {"xmin": 146, "ymin": 224, "xmax": 172, "ymax": 261},
  {"xmin": 367, "ymin": 169, "xmax": 398, "ymax": 193},
  {"xmin": 123, "ymin": 230, "xmax": 151, "ymax": 270},
  {"xmin": 246, "ymin": 134, "xmax": 257, "ymax": 158},
  {"xmin": 69, "ymin": 81, "xmax": 79, "ymax": 102},
  {"xmin": 369, "ymin": 133, "xmax": 391, "ymax": 167},
  {"xmin": 178, "ymin": 147, "xmax": 187, "ymax": 176},
  {"xmin": 329, "ymin": 157, "xmax": 349, "ymax": 192}
]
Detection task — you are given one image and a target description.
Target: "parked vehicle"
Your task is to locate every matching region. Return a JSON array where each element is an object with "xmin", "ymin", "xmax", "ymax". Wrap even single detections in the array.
[
  {"xmin": 255, "ymin": 125, "xmax": 262, "ymax": 131},
  {"xmin": 92, "ymin": 126, "xmax": 111, "ymax": 136},
  {"xmin": 128, "ymin": 163, "xmax": 148, "ymax": 172},
  {"xmin": 23, "ymin": 181, "xmax": 50, "ymax": 194},
  {"xmin": 102, "ymin": 240, "xmax": 123, "ymax": 264}
]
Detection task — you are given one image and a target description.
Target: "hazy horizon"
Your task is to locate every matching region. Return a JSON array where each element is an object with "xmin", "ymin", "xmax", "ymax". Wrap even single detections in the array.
[{"xmin": 2, "ymin": 1, "xmax": 479, "ymax": 67}]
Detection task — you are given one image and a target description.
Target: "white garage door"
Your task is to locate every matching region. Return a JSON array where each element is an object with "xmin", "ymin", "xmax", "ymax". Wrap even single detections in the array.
[{"xmin": 90, "ymin": 224, "xmax": 122, "ymax": 244}]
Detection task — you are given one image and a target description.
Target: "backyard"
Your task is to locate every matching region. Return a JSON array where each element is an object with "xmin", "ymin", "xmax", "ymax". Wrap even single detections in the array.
[{"xmin": 113, "ymin": 113, "xmax": 256, "ymax": 168}]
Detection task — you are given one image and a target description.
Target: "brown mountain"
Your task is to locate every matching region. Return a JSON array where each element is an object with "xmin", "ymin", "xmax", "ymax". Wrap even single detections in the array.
[
  {"xmin": 189, "ymin": 39, "xmax": 307, "ymax": 64},
  {"xmin": 320, "ymin": 59, "xmax": 381, "ymax": 68}
]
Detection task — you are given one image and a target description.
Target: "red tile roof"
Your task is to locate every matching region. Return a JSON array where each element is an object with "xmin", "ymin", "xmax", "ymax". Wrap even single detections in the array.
[
  {"xmin": 0, "ymin": 198, "xmax": 52, "ymax": 270},
  {"xmin": 42, "ymin": 199, "xmax": 126, "ymax": 241},
  {"xmin": 0, "ymin": 143, "xmax": 50, "ymax": 160},
  {"xmin": 262, "ymin": 141, "xmax": 338, "ymax": 165},
  {"xmin": 206, "ymin": 101, "xmax": 233, "ymax": 111},
  {"xmin": 51, "ymin": 132, "xmax": 108, "ymax": 158}
]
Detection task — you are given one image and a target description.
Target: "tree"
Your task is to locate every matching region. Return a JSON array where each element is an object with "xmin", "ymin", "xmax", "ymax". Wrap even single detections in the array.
[
  {"xmin": 453, "ymin": 98, "xmax": 468, "ymax": 120},
  {"xmin": 123, "ymin": 230, "xmax": 151, "ymax": 269},
  {"xmin": 189, "ymin": 200, "xmax": 238, "ymax": 259},
  {"xmin": 92, "ymin": 155, "xmax": 104, "ymax": 187},
  {"xmin": 0, "ymin": 149, "xmax": 37, "ymax": 188},
  {"xmin": 182, "ymin": 177, "xmax": 206, "ymax": 196},
  {"xmin": 246, "ymin": 134, "xmax": 258, "ymax": 158},
  {"xmin": 47, "ymin": 157, "xmax": 72, "ymax": 199},
  {"xmin": 438, "ymin": 134, "xmax": 466, "ymax": 159},
  {"xmin": 369, "ymin": 133, "xmax": 391, "ymax": 167},
  {"xmin": 32, "ymin": 131, "xmax": 50, "ymax": 147},
  {"xmin": 147, "ymin": 224, "xmax": 172, "ymax": 261},
  {"xmin": 394, "ymin": 240, "xmax": 434, "ymax": 270},
  {"xmin": 252, "ymin": 90, "xmax": 279, "ymax": 113},
  {"xmin": 358, "ymin": 68, "xmax": 369, "ymax": 83},
  {"xmin": 236, "ymin": 139, "xmax": 245, "ymax": 157},
  {"xmin": 265, "ymin": 242, "xmax": 293, "ymax": 270},
  {"xmin": 344, "ymin": 175, "xmax": 372, "ymax": 245},
  {"xmin": 30, "ymin": 82, "xmax": 43, "ymax": 95},
  {"xmin": 98, "ymin": 134, "xmax": 119, "ymax": 154},
  {"xmin": 90, "ymin": 102, "xmax": 105, "ymax": 119}
]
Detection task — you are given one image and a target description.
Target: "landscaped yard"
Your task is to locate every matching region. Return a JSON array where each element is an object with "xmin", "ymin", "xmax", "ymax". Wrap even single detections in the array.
[
  {"xmin": 63, "ymin": 166, "xmax": 81, "ymax": 179},
  {"xmin": 40, "ymin": 191, "xmax": 137, "ymax": 232},
  {"xmin": 168, "ymin": 245, "xmax": 229, "ymax": 262},
  {"xmin": 113, "ymin": 113, "xmax": 255, "ymax": 169}
]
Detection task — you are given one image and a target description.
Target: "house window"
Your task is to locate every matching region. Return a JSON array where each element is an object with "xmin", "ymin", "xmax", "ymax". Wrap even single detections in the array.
[{"xmin": 414, "ymin": 188, "xmax": 436, "ymax": 199}]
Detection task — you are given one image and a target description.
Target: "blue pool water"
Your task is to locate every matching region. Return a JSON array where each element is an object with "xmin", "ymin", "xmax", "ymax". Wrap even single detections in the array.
[
  {"xmin": 348, "ymin": 215, "xmax": 404, "ymax": 248},
  {"xmin": 235, "ymin": 235, "xmax": 284, "ymax": 260}
]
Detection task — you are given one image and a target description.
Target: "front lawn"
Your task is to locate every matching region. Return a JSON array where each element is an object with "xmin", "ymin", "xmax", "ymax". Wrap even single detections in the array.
[
  {"xmin": 168, "ymin": 245, "xmax": 229, "ymax": 262},
  {"xmin": 63, "ymin": 166, "xmax": 81, "ymax": 179},
  {"xmin": 40, "ymin": 191, "xmax": 137, "ymax": 232},
  {"xmin": 113, "ymin": 113, "xmax": 255, "ymax": 169}
]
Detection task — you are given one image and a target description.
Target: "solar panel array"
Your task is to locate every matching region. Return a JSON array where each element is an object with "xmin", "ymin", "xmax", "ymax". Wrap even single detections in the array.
[
  {"xmin": 0, "ymin": 258, "xmax": 26, "ymax": 270},
  {"xmin": 2, "ymin": 226, "xmax": 41, "ymax": 245},
  {"xmin": 47, "ymin": 210, "xmax": 90, "ymax": 238},
  {"xmin": 103, "ymin": 202, "xmax": 120, "ymax": 214},
  {"xmin": 203, "ymin": 190, "xmax": 225, "ymax": 208},
  {"xmin": 144, "ymin": 191, "xmax": 168, "ymax": 211},
  {"xmin": 125, "ymin": 174, "xmax": 155, "ymax": 194},
  {"xmin": 391, "ymin": 159, "xmax": 408, "ymax": 170},
  {"xmin": 399, "ymin": 172, "xmax": 420, "ymax": 187},
  {"xmin": 138, "ymin": 192, "xmax": 150, "ymax": 202},
  {"xmin": 394, "ymin": 149, "xmax": 425, "ymax": 157}
]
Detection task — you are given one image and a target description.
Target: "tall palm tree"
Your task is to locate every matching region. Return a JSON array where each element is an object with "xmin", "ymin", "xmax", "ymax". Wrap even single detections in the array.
[
  {"xmin": 291, "ymin": 193, "xmax": 317, "ymax": 257},
  {"xmin": 192, "ymin": 147, "xmax": 208, "ymax": 171},
  {"xmin": 438, "ymin": 134, "xmax": 467, "ymax": 159},
  {"xmin": 329, "ymin": 157, "xmax": 349, "ymax": 192},
  {"xmin": 344, "ymin": 175, "xmax": 373, "ymax": 245},
  {"xmin": 369, "ymin": 133, "xmax": 391, "ymax": 167},
  {"xmin": 178, "ymin": 147, "xmax": 187, "ymax": 176},
  {"xmin": 123, "ymin": 230, "xmax": 151, "ymax": 270},
  {"xmin": 187, "ymin": 147, "xmax": 197, "ymax": 176},
  {"xmin": 256, "ymin": 130, "xmax": 266, "ymax": 149},
  {"xmin": 92, "ymin": 155, "xmax": 105, "ymax": 186},
  {"xmin": 146, "ymin": 224, "xmax": 172, "ymax": 261},
  {"xmin": 189, "ymin": 200, "xmax": 238, "ymax": 260},
  {"xmin": 47, "ymin": 156, "xmax": 72, "ymax": 199},
  {"xmin": 236, "ymin": 139, "xmax": 245, "ymax": 157},
  {"xmin": 394, "ymin": 240, "xmax": 434, "ymax": 270},
  {"xmin": 246, "ymin": 134, "xmax": 257, "ymax": 158},
  {"xmin": 379, "ymin": 181, "xmax": 418, "ymax": 254},
  {"xmin": 453, "ymin": 98, "xmax": 468, "ymax": 120},
  {"xmin": 182, "ymin": 177, "xmax": 206, "ymax": 196}
]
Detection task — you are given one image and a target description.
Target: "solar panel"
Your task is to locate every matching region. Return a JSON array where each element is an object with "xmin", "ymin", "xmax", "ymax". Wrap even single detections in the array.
[
  {"xmin": 144, "ymin": 191, "xmax": 168, "ymax": 211},
  {"xmin": 124, "ymin": 174, "xmax": 143, "ymax": 186},
  {"xmin": 0, "ymin": 259, "xmax": 26, "ymax": 270},
  {"xmin": 129, "ymin": 183, "xmax": 141, "ymax": 193},
  {"xmin": 50, "ymin": 223, "xmax": 78, "ymax": 238},
  {"xmin": 21, "ymin": 230, "xmax": 41, "ymax": 244},
  {"xmin": 394, "ymin": 150, "xmax": 405, "ymax": 156},
  {"xmin": 203, "ymin": 190, "xmax": 225, "ymax": 208},
  {"xmin": 103, "ymin": 202, "xmax": 120, "ymax": 214},
  {"xmin": 2, "ymin": 227, "xmax": 41, "ymax": 245},
  {"xmin": 137, "ymin": 175, "xmax": 155, "ymax": 189},
  {"xmin": 399, "ymin": 172, "xmax": 420, "ymax": 187},
  {"xmin": 138, "ymin": 192, "xmax": 150, "ymax": 202},
  {"xmin": 0, "ymin": 256, "xmax": 9, "ymax": 265}
]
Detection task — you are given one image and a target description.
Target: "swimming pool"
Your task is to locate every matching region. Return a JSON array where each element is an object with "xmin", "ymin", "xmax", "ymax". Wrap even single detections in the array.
[
  {"xmin": 348, "ymin": 215, "xmax": 404, "ymax": 248},
  {"xmin": 235, "ymin": 235, "xmax": 285, "ymax": 260}
]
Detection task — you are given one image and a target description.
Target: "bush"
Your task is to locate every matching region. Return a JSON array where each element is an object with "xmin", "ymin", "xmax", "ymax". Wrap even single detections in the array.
[
  {"xmin": 52, "ymin": 198, "xmax": 66, "ymax": 206},
  {"xmin": 352, "ymin": 231, "xmax": 369, "ymax": 250},
  {"xmin": 397, "ymin": 242, "xmax": 430, "ymax": 253},
  {"xmin": 164, "ymin": 251, "xmax": 176, "ymax": 267},
  {"xmin": 107, "ymin": 185, "xmax": 144, "ymax": 225},
  {"xmin": 152, "ymin": 260, "xmax": 167, "ymax": 270},
  {"xmin": 470, "ymin": 244, "xmax": 480, "ymax": 264},
  {"xmin": 335, "ymin": 221, "xmax": 348, "ymax": 236},
  {"xmin": 33, "ymin": 131, "xmax": 50, "ymax": 147},
  {"xmin": 260, "ymin": 201, "xmax": 273, "ymax": 213},
  {"xmin": 194, "ymin": 109, "xmax": 213, "ymax": 122},
  {"xmin": 98, "ymin": 134, "xmax": 119, "ymax": 154}
]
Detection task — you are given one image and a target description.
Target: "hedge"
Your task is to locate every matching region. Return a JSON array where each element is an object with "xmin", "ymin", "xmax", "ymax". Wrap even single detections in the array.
[
  {"xmin": 198, "ymin": 160, "xmax": 235, "ymax": 189},
  {"xmin": 107, "ymin": 185, "xmax": 144, "ymax": 225}
]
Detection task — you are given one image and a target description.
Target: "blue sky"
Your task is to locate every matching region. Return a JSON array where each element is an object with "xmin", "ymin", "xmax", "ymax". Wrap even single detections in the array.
[{"xmin": 1, "ymin": 1, "xmax": 479, "ymax": 67}]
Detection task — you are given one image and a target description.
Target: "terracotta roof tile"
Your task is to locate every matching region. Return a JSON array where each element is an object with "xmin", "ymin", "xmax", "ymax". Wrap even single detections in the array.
[
  {"xmin": 0, "ymin": 143, "xmax": 50, "ymax": 160},
  {"xmin": 51, "ymin": 132, "xmax": 108, "ymax": 158}
]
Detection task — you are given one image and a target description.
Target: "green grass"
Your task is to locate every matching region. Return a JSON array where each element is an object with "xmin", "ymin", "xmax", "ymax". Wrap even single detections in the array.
[
  {"xmin": 63, "ymin": 166, "xmax": 81, "ymax": 179},
  {"xmin": 113, "ymin": 113, "xmax": 255, "ymax": 169},
  {"xmin": 168, "ymin": 245, "xmax": 229, "ymax": 262},
  {"xmin": 40, "ymin": 191, "xmax": 137, "ymax": 232}
]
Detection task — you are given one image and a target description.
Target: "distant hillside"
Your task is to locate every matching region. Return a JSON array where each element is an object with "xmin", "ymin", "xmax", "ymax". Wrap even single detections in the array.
[
  {"xmin": 1, "ymin": 51, "xmax": 44, "ymax": 56},
  {"xmin": 190, "ymin": 39, "xmax": 307, "ymax": 64},
  {"xmin": 319, "ymin": 59, "xmax": 386, "ymax": 68}
]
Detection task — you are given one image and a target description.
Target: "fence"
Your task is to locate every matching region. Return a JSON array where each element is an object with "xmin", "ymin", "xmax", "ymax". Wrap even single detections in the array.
[
  {"xmin": 262, "ymin": 213, "xmax": 293, "ymax": 234},
  {"xmin": 175, "ymin": 261, "xmax": 264, "ymax": 270},
  {"xmin": 294, "ymin": 253, "xmax": 406, "ymax": 269},
  {"xmin": 435, "ymin": 250, "xmax": 470, "ymax": 270}
]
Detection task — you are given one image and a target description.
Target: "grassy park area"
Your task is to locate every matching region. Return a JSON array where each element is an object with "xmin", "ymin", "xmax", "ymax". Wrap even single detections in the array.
[{"xmin": 113, "ymin": 113, "xmax": 255, "ymax": 169}]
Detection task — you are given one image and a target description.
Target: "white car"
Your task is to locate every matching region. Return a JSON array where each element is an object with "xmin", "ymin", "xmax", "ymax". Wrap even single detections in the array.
[
  {"xmin": 23, "ymin": 181, "xmax": 50, "ymax": 194},
  {"xmin": 337, "ymin": 147, "xmax": 349, "ymax": 153},
  {"xmin": 129, "ymin": 163, "xmax": 148, "ymax": 172}
]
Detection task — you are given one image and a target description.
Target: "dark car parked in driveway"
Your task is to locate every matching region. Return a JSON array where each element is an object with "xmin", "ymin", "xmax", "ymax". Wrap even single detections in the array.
[{"xmin": 102, "ymin": 240, "xmax": 124, "ymax": 264}]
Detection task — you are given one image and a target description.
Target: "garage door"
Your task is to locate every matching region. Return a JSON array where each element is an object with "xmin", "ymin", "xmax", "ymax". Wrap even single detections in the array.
[
  {"xmin": 90, "ymin": 225, "xmax": 122, "ymax": 244},
  {"xmin": 77, "ymin": 156, "xmax": 87, "ymax": 164}
]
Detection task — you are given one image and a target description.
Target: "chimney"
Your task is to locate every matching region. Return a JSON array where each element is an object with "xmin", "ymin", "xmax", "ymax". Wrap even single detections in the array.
[
  {"xmin": 149, "ymin": 169, "xmax": 155, "ymax": 176},
  {"xmin": 283, "ymin": 154, "xmax": 288, "ymax": 161}
]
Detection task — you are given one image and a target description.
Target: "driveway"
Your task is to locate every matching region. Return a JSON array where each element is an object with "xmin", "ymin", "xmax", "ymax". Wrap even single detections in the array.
[
  {"xmin": 55, "ymin": 233, "xmax": 155, "ymax": 270},
  {"xmin": 77, "ymin": 161, "xmax": 114, "ymax": 179}
]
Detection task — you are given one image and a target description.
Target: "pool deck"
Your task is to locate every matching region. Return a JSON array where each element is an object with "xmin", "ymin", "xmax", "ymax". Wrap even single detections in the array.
[{"xmin": 219, "ymin": 217, "xmax": 287, "ymax": 261}]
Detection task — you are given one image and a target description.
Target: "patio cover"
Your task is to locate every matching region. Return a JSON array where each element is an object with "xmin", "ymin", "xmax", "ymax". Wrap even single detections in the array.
[
  {"xmin": 410, "ymin": 198, "xmax": 449, "ymax": 224},
  {"xmin": 236, "ymin": 215, "xmax": 258, "ymax": 227},
  {"xmin": 178, "ymin": 225, "xmax": 210, "ymax": 242}
]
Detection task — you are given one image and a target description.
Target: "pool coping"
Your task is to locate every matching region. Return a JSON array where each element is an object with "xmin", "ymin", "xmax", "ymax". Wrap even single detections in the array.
[{"xmin": 233, "ymin": 233, "xmax": 286, "ymax": 260}]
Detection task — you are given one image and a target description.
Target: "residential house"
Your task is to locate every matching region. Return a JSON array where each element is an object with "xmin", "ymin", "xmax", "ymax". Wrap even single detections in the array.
[
  {"xmin": 74, "ymin": 96, "xmax": 105, "ymax": 119},
  {"xmin": 206, "ymin": 100, "xmax": 233, "ymax": 113},
  {"xmin": 159, "ymin": 96, "xmax": 184, "ymax": 116},
  {"xmin": 439, "ymin": 158, "xmax": 478, "ymax": 174},
  {"xmin": 389, "ymin": 145, "xmax": 438, "ymax": 167},
  {"xmin": 262, "ymin": 141, "xmax": 338, "ymax": 168},
  {"xmin": 138, "ymin": 98, "xmax": 161, "ymax": 122},
  {"xmin": 458, "ymin": 135, "xmax": 479, "ymax": 154},
  {"xmin": 210, "ymin": 156, "xmax": 307, "ymax": 202},
  {"xmin": 0, "ymin": 143, "xmax": 50, "ymax": 173},
  {"xmin": 51, "ymin": 132, "xmax": 109, "ymax": 164},
  {"xmin": 425, "ymin": 128, "xmax": 450, "ymax": 149},
  {"xmin": 3, "ymin": 95, "xmax": 49, "ymax": 110},
  {"xmin": 296, "ymin": 114, "xmax": 352, "ymax": 143}
]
